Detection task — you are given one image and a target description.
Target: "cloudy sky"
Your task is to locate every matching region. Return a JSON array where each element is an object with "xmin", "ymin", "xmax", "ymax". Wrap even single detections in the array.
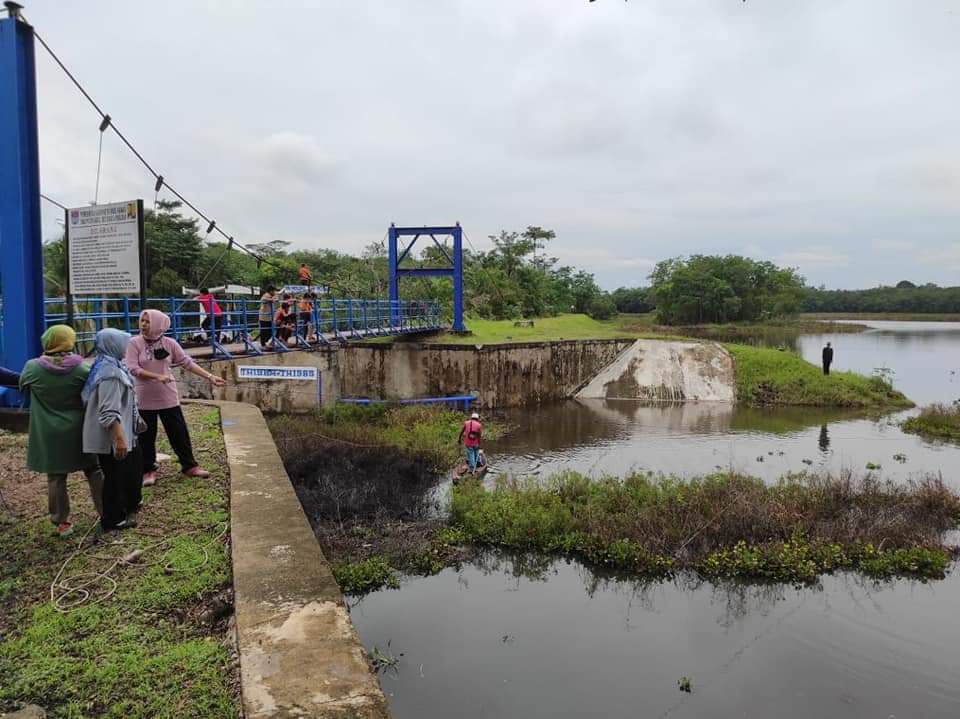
[{"xmin": 26, "ymin": 0, "xmax": 960, "ymax": 290}]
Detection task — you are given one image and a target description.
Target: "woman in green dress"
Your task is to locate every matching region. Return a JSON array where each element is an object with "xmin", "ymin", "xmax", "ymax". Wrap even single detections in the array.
[{"xmin": 19, "ymin": 325, "xmax": 104, "ymax": 538}]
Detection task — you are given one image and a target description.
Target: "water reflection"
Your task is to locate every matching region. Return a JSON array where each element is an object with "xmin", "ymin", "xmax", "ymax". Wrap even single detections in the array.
[
  {"xmin": 486, "ymin": 399, "xmax": 957, "ymax": 486},
  {"xmin": 351, "ymin": 554, "xmax": 960, "ymax": 719}
]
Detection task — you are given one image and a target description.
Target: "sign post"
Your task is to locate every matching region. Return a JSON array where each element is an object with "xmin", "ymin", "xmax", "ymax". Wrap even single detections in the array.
[
  {"xmin": 66, "ymin": 199, "xmax": 146, "ymax": 307},
  {"xmin": 236, "ymin": 365, "xmax": 322, "ymax": 407}
]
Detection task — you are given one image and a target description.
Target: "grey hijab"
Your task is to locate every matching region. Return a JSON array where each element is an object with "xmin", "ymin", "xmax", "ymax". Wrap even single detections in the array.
[{"xmin": 81, "ymin": 328, "xmax": 133, "ymax": 404}]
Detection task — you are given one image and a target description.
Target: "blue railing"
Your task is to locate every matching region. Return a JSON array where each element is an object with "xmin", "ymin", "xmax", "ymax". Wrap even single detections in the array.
[{"xmin": 43, "ymin": 295, "xmax": 445, "ymax": 358}]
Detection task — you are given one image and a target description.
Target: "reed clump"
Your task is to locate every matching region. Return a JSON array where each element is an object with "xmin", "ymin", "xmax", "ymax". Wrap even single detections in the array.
[
  {"xmin": 902, "ymin": 403, "xmax": 960, "ymax": 442},
  {"xmin": 450, "ymin": 471, "xmax": 960, "ymax": 583}
]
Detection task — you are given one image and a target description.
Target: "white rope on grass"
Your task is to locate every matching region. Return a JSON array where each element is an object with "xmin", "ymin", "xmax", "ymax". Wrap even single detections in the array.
[{"xmin": 50, "ymin": 521, "xmax": 229, "ymax": 613}]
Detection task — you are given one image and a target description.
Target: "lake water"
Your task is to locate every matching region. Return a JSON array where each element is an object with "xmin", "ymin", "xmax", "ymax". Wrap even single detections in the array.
[
  {"xmin": 353, "ymin": 558, "xmax": 960, "ymax": 719},
  {"xmin": 351, "ymin": 321, "xmax": 960, "ymax": 718}
]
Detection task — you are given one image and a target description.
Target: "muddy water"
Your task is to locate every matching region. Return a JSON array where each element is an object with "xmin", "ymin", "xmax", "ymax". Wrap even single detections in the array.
[
  {"xmin": 351, "ymin": 321, "xmax": 960, "ymax": 718},
  {"xmin": 485, "ymin": 320, "xmax": 960, "ymax": 488},
  {"xmin": 485, "ymin": 400, "xmax": 960, "ymax": 488},
  {"xmin": 351, "ymin": 557, "xmax": 960, "ymax": 719}
]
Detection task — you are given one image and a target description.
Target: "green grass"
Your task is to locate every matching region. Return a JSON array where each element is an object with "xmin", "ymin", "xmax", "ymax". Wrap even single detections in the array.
[
  {"xmin": 421, "ymin": 313, "xmax": 646, "ymax": 344},
  {"xmin": 0, "ymin": 407, "xmax": 238, "ymax": 719},
  {"xmin": 725, "ymin": 344, "xmax": 913, "ymax": 408},
  {"xmin": 803, "ymin": 312, "xmax": 960, "ymax": 322},
  {"xmin": 902, "ymin": 404, "xmax": 960, "ymax": 441},
  {"xmin": 268, "ymin": 403, "xmax": 507, "ymax": 470},
  {"xmin": 448, "ymin": 471, "xmax": 959, "ymax": 584},
  {"xmin": 332, "ymin": 557, "xmax": 400, "ymax": 594}
]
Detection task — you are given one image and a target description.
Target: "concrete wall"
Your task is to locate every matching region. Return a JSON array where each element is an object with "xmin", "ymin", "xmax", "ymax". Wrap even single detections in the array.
[
  {"xmin": 576, "ymin": 339, "xmax": 735, "ymax": 402},
  {"xmin": 217, "ymin": 400, "xmax": 390, "ymax": 717},
  {"xmin": 180, "ymin": 339, "xmax": 633, "ymax": 412},
  {"xmin": 179, "ymin": 348, "xmax": 342, "ymax": 413}
]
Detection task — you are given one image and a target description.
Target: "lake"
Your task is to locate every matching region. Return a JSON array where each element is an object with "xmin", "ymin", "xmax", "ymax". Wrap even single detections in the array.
[{"xmin": 351, "ymin": 320, "xmax": 960, "ymax": 718}]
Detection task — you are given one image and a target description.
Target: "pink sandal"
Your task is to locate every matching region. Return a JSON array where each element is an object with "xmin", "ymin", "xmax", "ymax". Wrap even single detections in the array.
[
  {"xmin": 182, "ymin": 466, "xmax": 211, "ymax": 478},
  {"xmin": 142, "ymin": 471, "xmax": 158, "ymax": 487}
]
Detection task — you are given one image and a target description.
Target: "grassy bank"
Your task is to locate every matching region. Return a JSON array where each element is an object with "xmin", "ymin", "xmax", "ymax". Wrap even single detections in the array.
[
  {"xmin": 666, "ymin": 318, "xmax": 868, "ymax": 339},
  {"xmin": 268, "ymin": 405, "xmax": 506, "ymax": 593},
  {"xmin": 726, "ymin": 344, "xmax": 913, "ymax": 408},
  {"xmin": 411, "ymin": 313, "xmax": 870, "ymax": 346},
  {"xmin": 803, "ymin": 312, "xmax": 960, "ymax": 322},
  {"xmin": 268, "ymin": 403, "xmax": 507, "ymax": 471},
  {"xmin": 449, "ymin": 471, "xmax": 960, "ymax": 584},
  {"xmin": 902, "ymin": 404, "xmax": 960, "ymax": 441},
  {"xmin": 0, "ymin": 406, "xmax": 238, "ymax": 719},
  {"xmin": 272, "ymin": 410, "xmax": 959, "ymax": 591},
  {"xmin": 424, "ymin": 313, "xmax": 642, "ymax": 344}
]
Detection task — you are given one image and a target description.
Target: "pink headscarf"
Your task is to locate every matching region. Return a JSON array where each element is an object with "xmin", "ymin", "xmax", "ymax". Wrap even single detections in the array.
[{"xmin": 140, "ymin": 309, "xmax": 172, "ymax": 340}]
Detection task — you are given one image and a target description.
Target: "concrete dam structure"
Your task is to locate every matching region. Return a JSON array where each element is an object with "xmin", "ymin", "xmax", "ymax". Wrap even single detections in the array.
[{"xmin": 576, "ymin": 339, "xmax": 735, "ymax": 402}]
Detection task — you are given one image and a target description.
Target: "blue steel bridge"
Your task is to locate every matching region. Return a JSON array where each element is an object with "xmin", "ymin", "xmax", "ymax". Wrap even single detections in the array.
[{"xmin": 42, "ymin": 295, "xmax": 445, "ymax": 359}]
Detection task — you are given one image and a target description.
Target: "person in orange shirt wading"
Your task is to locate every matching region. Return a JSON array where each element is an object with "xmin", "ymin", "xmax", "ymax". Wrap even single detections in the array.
[{"xmin": 458, "ymin": 412, "xmax": 483, "ymax": 475}]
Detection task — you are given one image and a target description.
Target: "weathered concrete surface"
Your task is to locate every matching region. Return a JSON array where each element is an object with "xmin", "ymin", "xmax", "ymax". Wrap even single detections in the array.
[
  {"xmin": 340, "ymin": 339, "xmax": 634, "ymax": 408},
  {"xmin": 576, "ymin": 339, "xmax": 735, "ymax": 402},
  {"xmin": 218, "ymin": 401, "xmax": 389, "ymax": 718},
  {"xmin": 181, "ymin": 339, "xmax": 634, "ymax": 411},
  {"xmin": 180, "ymin": 350, "xmax": 341, "ymax": 413},
  {"xmin": 1, "ymin": 706, "xmax": 46, "ymax": 718}
]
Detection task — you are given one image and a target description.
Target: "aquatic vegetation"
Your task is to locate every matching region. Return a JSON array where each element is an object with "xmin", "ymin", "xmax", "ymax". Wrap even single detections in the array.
[
  {"xmin": 902, "ymin": 403, "xmax": 960, "ymax": 442},
  {"xmin": 866, "ymin": 462, "xmax": 882, "ymax": 471},
  {"xmin": 677, "ymin": 677, "xmax": 692, "ymax": 693},
  {"xmin": 269, "ymin": 404, "xmax": 507, "ymax": 471},
  {"xmin": 699, "ymin": 537, "xmax": 948, "ymax": 583},
  {"xmin": 369, "ymin": 641, "xmax": 403, "ymax": 674},
  {"xmin": 333, "ymin": 557, "xmax": 400, "ymax": 594},
  {"xmin": 449, "ymin": 471, "xmax": 960, "ymax": 583},
  {"xmin": 725, "ymin": 344, "xmax": 913, "ymax": 408},
  {"xmin": 894, "ymin": 453, "xmax": 908, "ymax": 463}
]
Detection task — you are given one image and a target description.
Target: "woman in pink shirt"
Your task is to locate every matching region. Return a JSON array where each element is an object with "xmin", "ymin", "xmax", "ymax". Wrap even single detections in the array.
[{"xmin": 126, "ymin": 309, "xmax": 226, "ymax": 486}]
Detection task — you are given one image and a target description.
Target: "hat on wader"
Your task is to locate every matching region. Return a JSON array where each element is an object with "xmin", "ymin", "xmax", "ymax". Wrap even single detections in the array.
[{"xmin": 471, "ymin": 412, "xmax": 480, "ymax": 419}]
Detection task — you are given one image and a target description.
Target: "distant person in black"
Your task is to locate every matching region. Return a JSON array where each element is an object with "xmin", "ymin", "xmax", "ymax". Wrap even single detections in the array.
[{"xmin": 822, "ymin": 342, "xmax": 833, "ymax": 375}]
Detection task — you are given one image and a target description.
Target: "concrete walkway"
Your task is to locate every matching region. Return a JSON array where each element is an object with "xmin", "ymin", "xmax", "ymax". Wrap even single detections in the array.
[{"xmin": 217, "ymin": 401, "xmax": 390, "ymax": 718}]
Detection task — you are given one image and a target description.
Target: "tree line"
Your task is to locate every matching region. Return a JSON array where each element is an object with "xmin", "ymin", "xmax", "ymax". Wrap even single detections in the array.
[
  {"xmin": 41, "ymin": 201, "xmax": 614, "ymax": 320},
  {"xmin": 42, "ymin": 202, "xmax": 957, "ymax": 323}
]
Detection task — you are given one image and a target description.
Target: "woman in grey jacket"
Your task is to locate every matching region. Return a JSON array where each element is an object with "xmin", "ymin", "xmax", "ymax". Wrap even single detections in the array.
[{"xmin": 82, "ymin": 329, "xmax": 142, "ymax": 530}]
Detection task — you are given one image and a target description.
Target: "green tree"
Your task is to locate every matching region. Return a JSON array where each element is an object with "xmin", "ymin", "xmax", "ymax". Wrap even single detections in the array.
[
  {"xmin": 143, "ymin": 200, "xmax": 203, "ymax": 290},
  {"xmin": 650, "ymin": 255, "xmax": 805, "ymax": 325}
]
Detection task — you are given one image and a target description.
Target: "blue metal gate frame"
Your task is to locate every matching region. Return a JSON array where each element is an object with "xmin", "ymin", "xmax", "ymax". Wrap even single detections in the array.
[{"xmin": 387, "ymin": 223, "xmax": 465, "ymax": 332}]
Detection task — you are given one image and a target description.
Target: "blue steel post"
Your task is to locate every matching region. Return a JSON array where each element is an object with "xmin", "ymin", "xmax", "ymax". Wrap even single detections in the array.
[
  {"xmin": 0, "ymin": 7, "xmax": 44, "ymax": 405},
  {"xmin": 387, "ymin": 224, "xmax": 399, "ymax": 326},
  {"xmin": 452, "ymin": 224, "xmax": 465, "ymax": 331}
]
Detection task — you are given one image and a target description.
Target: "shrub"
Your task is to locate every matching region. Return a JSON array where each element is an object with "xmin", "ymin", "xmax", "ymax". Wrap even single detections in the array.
[{"xmin": 586, "ymin": 295, "xmax": 618, "ymax": 320}]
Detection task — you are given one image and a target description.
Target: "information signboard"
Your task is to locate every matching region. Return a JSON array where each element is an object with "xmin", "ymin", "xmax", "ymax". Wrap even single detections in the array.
[
  {"xmin": 66, "ymin": 199, "xmax": 145, "ymax": 295},
  {"xmin": 236, "ymin": 365, "xmax": 319, "ymax": 381}
]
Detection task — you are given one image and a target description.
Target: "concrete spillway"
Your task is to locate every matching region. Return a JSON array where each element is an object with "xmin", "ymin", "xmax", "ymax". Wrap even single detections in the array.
[{"xmin": 575, "ymin": 339, "xmax": 735, "ymax": 402}]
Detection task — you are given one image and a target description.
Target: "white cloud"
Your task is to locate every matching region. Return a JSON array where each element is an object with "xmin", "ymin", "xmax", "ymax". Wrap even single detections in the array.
[
  {"xmin": 777, "ymin": 251, "xmax": 850, "ymax": 269},
  {"xmin": 24, "ymin": 0, "xmax": 960, "ymax": 290},
  {"xmin": 872, "ymin": 239, "xmax": 916, "ymax": 252},
  {"xmin": 552, "ymin": 245, "xmax": 656, "ymax": 273}
]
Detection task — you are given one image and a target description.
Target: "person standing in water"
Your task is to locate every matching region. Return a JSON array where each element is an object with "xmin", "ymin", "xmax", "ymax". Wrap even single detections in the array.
[
  {"xmin": 458, "ymin": 412, "xmax": 483, "ymax": 474},
  {"xmin": 822, "ymin": 342, "xmax": 834, "ymax": 375},
  {"xmin": 126, "ymin": 309, "xmax": 225, "ymax": 486}
]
